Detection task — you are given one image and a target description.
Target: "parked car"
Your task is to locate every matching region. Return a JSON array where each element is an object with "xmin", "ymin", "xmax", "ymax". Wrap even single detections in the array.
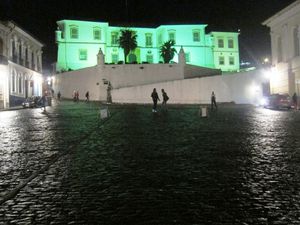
[
  {"xmin": 22, "ymin": 96, "xmax": 41, "ymax": 108},
  {"xmin": 264, "ymin": 94, "xmax": 292, "ymax": 109}
]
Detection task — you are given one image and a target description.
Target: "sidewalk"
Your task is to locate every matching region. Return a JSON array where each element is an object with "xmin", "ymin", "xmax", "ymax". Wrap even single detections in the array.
[{"xmin": 0, "ymin": 105, "xmax": 24, "ymax": 112}]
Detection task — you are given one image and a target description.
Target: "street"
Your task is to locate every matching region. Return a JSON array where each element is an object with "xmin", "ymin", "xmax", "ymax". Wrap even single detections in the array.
[{"xmin": 1, "ymin": 101, "xmax": 300, "ymax": 224}]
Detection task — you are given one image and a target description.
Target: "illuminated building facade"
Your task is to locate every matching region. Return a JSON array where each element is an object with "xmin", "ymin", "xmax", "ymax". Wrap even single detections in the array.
[
  {"xmin": 0, "ymin": 21, "xmax": 43, "ymax": 109},
  {"xmin": 263, "ymin": 0, "xmax": 300, "ymax": 95},
  {"xmin": 55, "ymin": 20, "xmax": 239, "ymax": 73}
]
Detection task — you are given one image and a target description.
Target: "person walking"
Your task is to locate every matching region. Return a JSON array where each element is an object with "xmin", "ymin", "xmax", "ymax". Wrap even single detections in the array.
[
  {"xmin": 39, "ymin": 93, "xmax": 47, "ymax": 112},
  {"xmin": 85, "ymin": 91, "xmax": 89, "ymax": 102},
  {"xmin": 57, "ymin": 91, "xmax": 61, "ymax": 101},
  {"xmin": 73, "ymin": 90, "xmax": 76, "ymax": 102},
  {"xmin": 161, "ymin": 89, "xmax": 169, "ymax": 109},
  {"xmin": 292, "ymin": 92, "xmax": 298, "ymax": 110},
  {"xmin": 211, "ymin": 91, "xmax": 217, "ymax": 110},
  {"xmin": 151, "ymin": 88, "xmax": 160, "ymax": 112},
  {"xmin": 75, "ymin": 90, "xmax": 79, "ymax": 102}
]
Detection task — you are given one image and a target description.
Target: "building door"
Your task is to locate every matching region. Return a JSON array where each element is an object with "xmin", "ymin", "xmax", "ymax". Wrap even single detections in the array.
[{"xmin": 128, "ymin": 53, "xmax": 137, "ymax": 63}]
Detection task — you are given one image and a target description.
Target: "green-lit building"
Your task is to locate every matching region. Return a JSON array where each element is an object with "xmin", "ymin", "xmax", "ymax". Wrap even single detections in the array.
[{"xmin": 55, "ymin": 20, "xmax": 240, "ymax": 72}]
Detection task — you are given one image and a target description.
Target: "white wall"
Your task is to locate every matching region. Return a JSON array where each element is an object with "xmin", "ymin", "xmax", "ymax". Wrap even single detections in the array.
[
  {"xmin": 52, "ymin": 66, "xmax": 106, "ymax": 101},
  {"xmin": 112, "ymin": 69, "xmax": 267, "ymax": 105},
  {"xmin": 100, "ymin": 63, "xmax": 185, "ymax": 88},
  {"xmin": 53, "ymin": 63, "xmax": 186, "ymax": 100},
  {"xmin": 52, "ymin": 63, "xmax": 267, "ymax": 105}
]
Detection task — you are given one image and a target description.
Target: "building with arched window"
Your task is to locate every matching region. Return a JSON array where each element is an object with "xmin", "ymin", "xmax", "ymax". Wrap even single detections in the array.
[
  {"xmin": 263, "ymin": 0, "xmax": 300, "ymax": 96},
  {"xmin": 55, "ymin": 20, "xmax": 240, "ymax": 73},
  {"xmin": 0, "ymin": 21, "xmax": 43, "ymax": 109}
]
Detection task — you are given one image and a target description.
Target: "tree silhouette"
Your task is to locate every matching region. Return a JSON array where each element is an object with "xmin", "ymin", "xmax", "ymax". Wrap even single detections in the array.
[
  {"xmin": 160, "ymin": 40, "xmax": 177, "ymax": 63},
  {"xmin": 118, "ymin": 29, "xmax": 137, "ymax": 63}
]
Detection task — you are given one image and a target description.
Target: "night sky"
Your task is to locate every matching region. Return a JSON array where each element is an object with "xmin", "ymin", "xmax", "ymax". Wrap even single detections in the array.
[{"xmin": 0, "ymin": 0, "xmax": 296, "ymax": 71}]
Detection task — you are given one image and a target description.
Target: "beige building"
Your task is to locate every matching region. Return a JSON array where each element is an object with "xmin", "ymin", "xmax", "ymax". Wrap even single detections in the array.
[
  {"xmin": 0, "ymin": 21, "xmax": 43, "ymax": 109},
  {"xmin": 263, "ymin": 0, "xmax": 300, "ymax": 96}
]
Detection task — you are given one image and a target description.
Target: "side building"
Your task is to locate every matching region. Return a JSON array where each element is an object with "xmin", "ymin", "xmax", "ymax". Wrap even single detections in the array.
[
  {"xmin": 0, "ymin": 21, "xmax": 44, "ymax": 109},
  {"xmin": 263, "ymin": 0, "xmax": 300, "ymax": 96},
  {"xmin": 55, "ymin": 20, "xmax": 239, "ymax": 73}
]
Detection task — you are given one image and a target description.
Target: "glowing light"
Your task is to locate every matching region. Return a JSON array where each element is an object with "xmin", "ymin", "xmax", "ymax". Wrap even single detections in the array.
[
  {"xmin": 263, "ymin": 69, "xmax": 272, "ymax": 80},
  {"xmin": 270, "ymin": 67, "xmax": 281, "ymax": 85},
  {"xmin": 249, "ymin": 84, "xmax": 260, "ymax": 95},
  {"xmin": 263, "ymin": 58, "xmax": 269, "ymax": 63},
  {"xmin": 260, "ymin": 97, "xmax": 268, "ymax": 106}
]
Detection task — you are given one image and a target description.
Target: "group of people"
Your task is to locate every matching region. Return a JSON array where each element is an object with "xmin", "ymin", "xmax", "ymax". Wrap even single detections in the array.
[
  {"xmin": 72, "ymin": 90, "xmax": 90, "ymax": 102},
  {"xmin": 151, "ymin": 89, "xmax": 217, "ymax": 113},
  {"xmin": 150, "ymin": 88, "xmax": 170, "ymax": 112}
]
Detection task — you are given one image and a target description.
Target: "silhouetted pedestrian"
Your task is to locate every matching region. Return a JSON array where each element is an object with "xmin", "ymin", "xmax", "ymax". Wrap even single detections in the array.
[
  {"xmin": 39, "ymin": 93, "xmax": 47, "ymax": 112},
  {"xmin": 161, "ymin": 89, "xmax": 169, "ymax": 109},
  {"xmin": 292, "ymin": 92, "xmax": 298, "ymax": 110},
  {"xmin": 57, "ymin": 91, "xmax": 61, "ymax": 101},
  {"xmin": 75, "ymin": 91, "xmax": 79, "ymax": 102},
  {"xmin": 85, "ymin": 91, "xmax": 89, "ymax": 102},
  {"xmin": 211, "ymin": 91, "xmax": 217, "ymax": 110},
  {"xmin": 151, "ymin": 88, "xmax": 160, "ymax": 112}
]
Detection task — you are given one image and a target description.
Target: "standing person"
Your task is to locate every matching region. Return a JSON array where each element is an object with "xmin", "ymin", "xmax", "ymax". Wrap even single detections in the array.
[
  {"xmin": 57, "ymin": 91, "xmax": 61, "ymax": 101},
  {"xmin": 151, "ymin": 88, "xmax": 160, "ymax": 112},
  {"xmin": 76, "ymin": 90, "xmax": 79, "ymax": 102},
  {"xmin": 211, "ymin": 91, "xmax": 217, "ymax": 110},
  {"xmin": 161, "ymin": 89, "xmax": 169, "ymax": 109},
  {"xmin": 85, "ymin": 91, "xmax": 89, "ymax": 102},
  {"xmin": 292, "ymin": 92, "xmax": 298, "ymax": 110},
  {"xmin": 39, "ymin": 93, "xmax": 47, "ymax": 112},
  {"xmin": 73, "ymin": 90, "xmax": 76, "ymax": 102}
]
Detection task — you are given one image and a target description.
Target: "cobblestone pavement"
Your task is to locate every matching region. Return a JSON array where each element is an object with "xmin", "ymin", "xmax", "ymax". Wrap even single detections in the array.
[{"xmin": 1, "ymin": 101, "xmax": 300, "ymax": 224}]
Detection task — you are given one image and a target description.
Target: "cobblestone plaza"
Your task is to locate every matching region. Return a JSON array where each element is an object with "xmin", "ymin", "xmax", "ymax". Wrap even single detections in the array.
[{"xmin": 1, "ymin": 101, "xmax": 300, "ymax": 224}]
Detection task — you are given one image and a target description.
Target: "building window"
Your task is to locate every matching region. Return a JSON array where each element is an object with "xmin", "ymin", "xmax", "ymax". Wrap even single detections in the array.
[
  {"xmin": 31, "ymin": 52, "xmax": 35, "ymax": 69},
  {"xmin": 193, "ymin": 30, "xmax": 200, "ymax": 42},
  {"xmin": 18, "ymin": 75, "xmax": 22, "ymax": 93},
  {"xmin": 70, "ymin": 26, "xmax": 78, "ymax": 39},
  {"xmin": 94, "ymin": 28, "xmax": 101, "ymax": 40},
  {"xmin": 112, "ymin": 54, "xmax": 118, "ymax": 63},
  {"xmin": 168, "ymin": 30, "xmax": 176, "ymax": 42},
  {"xmin": 12, "ymin": 72, "xmax": 16, "ymax": 92},
  {"xmin": 219, "ymin": 56, "xmax": 225, "ymax": 65},
  {"xmin": 218, "ymin": 38, "xmax": 224, "ymax": 48},
  {"xmin": 229, "ymin": 56, "xmax": 235, "ymax": 65},
  {"xmin": 294, "ymin": 27, "xmax": 300, "ymax": 57},
  {"xmin": 277, "ymin": 37, "xmax": 282, "ymax": 62},
  {"xmin": 145, "ymin": 33, "xmax": 152, "ymax": 47},
  {"xmin": 185, "ymin": 53, "xmax": 190, "ymax": 62},
  {"xmin": 79, "ymin": 49, "xmax": 87, "ymax": 60},
  {"xmin": 158, "ymin": 34, "xmax": 162, "ymax": 45},
  {"xmin": 111, "ymin": 32, "xmax": 118, "ymax": 45},
  {"xmin": 146, "ymin": 54, "xmax": 153, "ymax": 63},
  {"xmin": 228, "ymin": 38, "xmax": 234, "ymax": 48}
]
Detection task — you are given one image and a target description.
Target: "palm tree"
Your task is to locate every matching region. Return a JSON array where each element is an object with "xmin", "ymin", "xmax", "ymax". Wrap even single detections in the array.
[
  {"xmin": 118, "ymin": 29, "xmax": 137, "ymax": 63},
  {"xmin": 160, "ymin": 40, "xmax": 177, "ymax": 63}
]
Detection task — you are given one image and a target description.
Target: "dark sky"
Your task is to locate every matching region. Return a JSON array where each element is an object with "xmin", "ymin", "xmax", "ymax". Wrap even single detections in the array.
[{"xmin": 0, "ymin": 0, "xmax": 296, "ymax": 71}]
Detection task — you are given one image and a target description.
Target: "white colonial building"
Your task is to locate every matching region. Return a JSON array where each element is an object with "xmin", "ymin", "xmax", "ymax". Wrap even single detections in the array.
[
  {"xmin": 263, "ymin": 0, "xmax": 300, "ymax": 96},
  {"xmin": 0, "ymin": 21, "xmax": 43, "ymax": 109}
]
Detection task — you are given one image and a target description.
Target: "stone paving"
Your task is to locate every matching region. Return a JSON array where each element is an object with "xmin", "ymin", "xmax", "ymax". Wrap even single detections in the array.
[{"xmin": 1, "ymin": 101, "xmax": 300, "ymax": 224}]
